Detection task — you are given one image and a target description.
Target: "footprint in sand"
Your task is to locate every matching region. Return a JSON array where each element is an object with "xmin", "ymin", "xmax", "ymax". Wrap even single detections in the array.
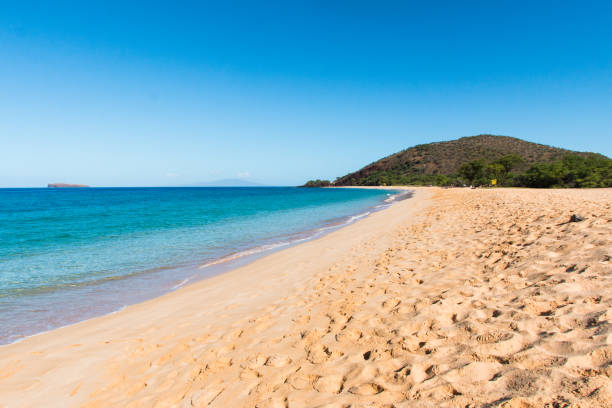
[
  {"xmin": 306, "ymin": 343, "xmax": 344, "ymax": 364},
  {"xmin": 301, "ymin": 328, "xmax": 327, "ymax": 345},
  {"xmin": 313, "ymin": 375, "xmax": 345, "ymax": 394},
  {"xmin": 265, "ymin": 355, "xmax": 292, "ymax": 368},
  {"xmin": 243, "ymin": 353, "xmax": 268, "ymax": 369},
  {"xmin": 348, "ymin": 382, "xmax": 385, "ymax": 395},
  {"xmin": 444, "ymin": 361, "xmax": 502, "ymax": 383},
  {"xmin": 287, "ymin": 373, "xmax": 317, "ymax": 390},
  {"xmin": 410, "ymin": 363, "xmax": 437, "ymax": 384},
  {"xmin": 335, "ymin": 328, "xmax": 362, "ymax": 343},
  {"xmin": 240, "ymin": 368, "xmax": 262, "ymax": 380},
  {"xmin": 475, "ymin": 330, "xmax": 514, "ymax": 344}
]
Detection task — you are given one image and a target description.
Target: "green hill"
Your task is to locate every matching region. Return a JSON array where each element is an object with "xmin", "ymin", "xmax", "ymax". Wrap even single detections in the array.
[{"xmin": 327, "ymin": 135, "xmax": 611, "ymax": 188}]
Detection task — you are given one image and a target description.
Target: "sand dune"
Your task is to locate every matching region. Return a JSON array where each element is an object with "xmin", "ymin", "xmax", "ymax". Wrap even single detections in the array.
[{"xmin": 1, "ymin": 188, "xmax": 610, "ymax": 407}]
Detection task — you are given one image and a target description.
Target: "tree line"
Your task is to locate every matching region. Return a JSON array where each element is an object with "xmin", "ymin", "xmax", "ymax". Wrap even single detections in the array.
[
  {"xmin": 303, "ymin": 153, "xmax": 611, "ymax": 188},
  {"xmin": 457, "ymin": 153, "xmax": 611, "ymax": 188}
]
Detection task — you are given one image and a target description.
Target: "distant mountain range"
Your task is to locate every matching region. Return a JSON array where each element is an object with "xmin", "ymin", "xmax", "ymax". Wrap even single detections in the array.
[
  {"xmin": 306, "ymin": 135, "xmax": 611, "ymax": 188},
  {"xmin": 48, "ymin": 183, "xmax": 90, "ymax": 188},
  {"xmin": 191, "ymin": 178, "xmax": 266, "ymax": 187}
]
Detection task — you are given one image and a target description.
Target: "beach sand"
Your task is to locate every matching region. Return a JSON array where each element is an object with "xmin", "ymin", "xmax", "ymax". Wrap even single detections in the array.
[{"xmin": 1, "ymin": 187, "xmax": 611, "ymax": 407}]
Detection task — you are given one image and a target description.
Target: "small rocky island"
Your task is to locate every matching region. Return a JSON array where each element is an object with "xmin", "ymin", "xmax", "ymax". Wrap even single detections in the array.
[{"xmin": 47, "ymin": 183, "xmax": 90, "ymax": 188}]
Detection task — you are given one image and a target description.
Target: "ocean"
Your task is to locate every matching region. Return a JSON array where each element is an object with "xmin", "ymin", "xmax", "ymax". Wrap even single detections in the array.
[{"xmin": 0, "ymin": 187, "xmax": 398, "ymax": 344}]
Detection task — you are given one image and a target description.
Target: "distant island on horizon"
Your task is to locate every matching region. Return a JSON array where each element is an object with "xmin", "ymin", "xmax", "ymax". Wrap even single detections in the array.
[
  {"xmin": 48, "ymin": 183, "xmax": 90, "ymax": 188},
  {"xmin": 42, "ymin": 180, "xmax": 267, "ymax": 188},
  {"xmin": 304, "ymin": 134, "xmax": 612, "ymax": 188}
]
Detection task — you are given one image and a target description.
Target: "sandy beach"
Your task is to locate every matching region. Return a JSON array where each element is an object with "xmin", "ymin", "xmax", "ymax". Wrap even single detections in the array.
[{"xmin": 1, "ymin": 187, "xmax": 611, "ymax": 408}]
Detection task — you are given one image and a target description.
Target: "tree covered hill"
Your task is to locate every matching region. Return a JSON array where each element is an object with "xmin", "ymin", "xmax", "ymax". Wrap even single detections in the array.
[{"xmin": 303, "ymin": 135, "xmax": 611, "ymax": 188}]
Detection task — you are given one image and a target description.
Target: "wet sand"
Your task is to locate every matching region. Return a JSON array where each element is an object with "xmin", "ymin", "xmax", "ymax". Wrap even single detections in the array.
[{"xmin": 1, "ymin": 187, "xmax": 610, "ymax": 407}]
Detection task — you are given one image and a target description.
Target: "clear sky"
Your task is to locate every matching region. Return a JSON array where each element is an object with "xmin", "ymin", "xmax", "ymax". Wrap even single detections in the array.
[{"xmin": 1, "ymin": 1, "xmax": 611, "ymax": 187}]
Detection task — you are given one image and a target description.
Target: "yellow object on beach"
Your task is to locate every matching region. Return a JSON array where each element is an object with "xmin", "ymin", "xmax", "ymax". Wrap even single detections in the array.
[{"xmin": 491, "ymin": 179, "xmax": 497, "ymax": 185}]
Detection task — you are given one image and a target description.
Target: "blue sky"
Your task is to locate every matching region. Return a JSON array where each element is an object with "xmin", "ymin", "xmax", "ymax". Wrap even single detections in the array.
[{"xmin": 1, "ymin": 1, "xmax": 611, "ymax": 187}]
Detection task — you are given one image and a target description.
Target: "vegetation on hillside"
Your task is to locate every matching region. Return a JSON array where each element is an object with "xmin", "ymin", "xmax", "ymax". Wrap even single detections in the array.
[
  {"xmin": 301, "ymin": 179, "xmax": 332, "ymax": 187},
  {"xmin": 331, "ymin": 154, "xmax": 611, "ymax": 188},
  {"xmin": 320, "ymin": 135, "xmax": 611, "ymax": 188},
  {"xmin": 518, "ymin": 154, "xmax": 611, "ymax": 188}
]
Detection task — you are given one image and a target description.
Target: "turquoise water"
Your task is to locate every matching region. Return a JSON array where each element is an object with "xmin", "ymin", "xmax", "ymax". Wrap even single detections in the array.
[{"xmin": 0, "ymin": 187, "xmax": 398, "ymax": 344}]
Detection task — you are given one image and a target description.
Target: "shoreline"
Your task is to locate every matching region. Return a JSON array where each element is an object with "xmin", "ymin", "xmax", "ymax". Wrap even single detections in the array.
[
  {"xmin": 2, "ymin": 187, "xmax": 610, "ymax": 407},
  {"xmin": 1, "ymin": 187, "xmax": 405, "ymax": 346},
  {"xmin": 0, "ymin": 186, "xmax": 423, "ymax": 373}
]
